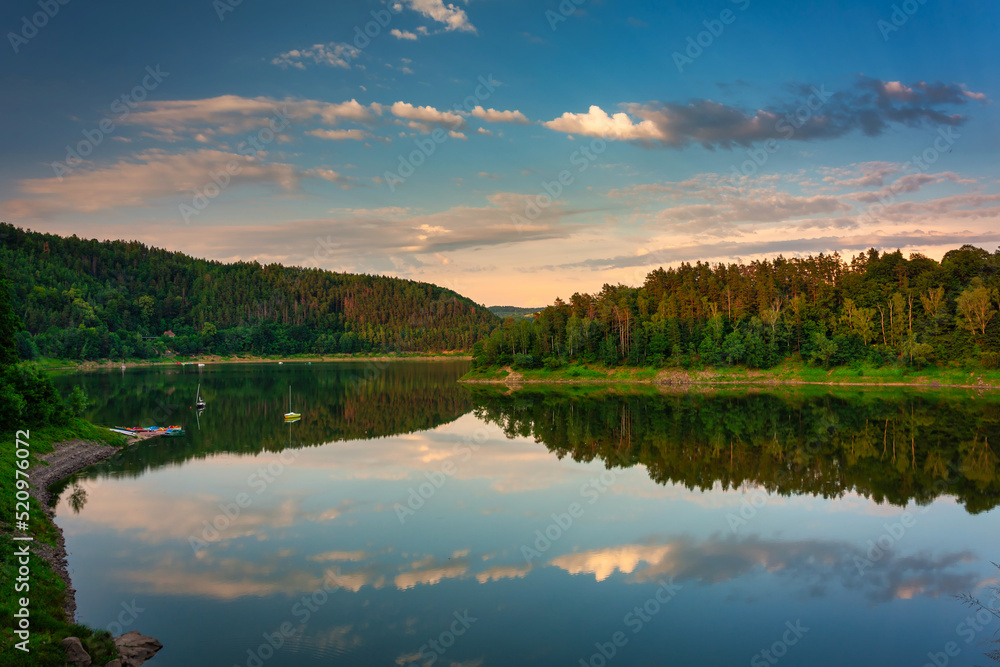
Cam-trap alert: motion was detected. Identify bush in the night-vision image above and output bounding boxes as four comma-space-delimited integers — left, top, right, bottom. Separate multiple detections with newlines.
543, 357, 565, 370
0, 363, 71, 432
513, 353, 540, 370
66, 386, 89, 418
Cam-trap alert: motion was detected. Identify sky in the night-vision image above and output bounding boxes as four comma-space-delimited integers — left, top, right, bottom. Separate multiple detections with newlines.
2, 0, 998, 306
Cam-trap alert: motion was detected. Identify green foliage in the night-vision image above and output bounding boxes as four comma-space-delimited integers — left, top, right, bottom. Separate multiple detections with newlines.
808, 332, 839, 368
0, 267, 21, 367
472, 246, 1000, 372
0, 224, 498, 361
471, 386, 1000, 513
66, 386, 89, 418
1, 364, 70, 432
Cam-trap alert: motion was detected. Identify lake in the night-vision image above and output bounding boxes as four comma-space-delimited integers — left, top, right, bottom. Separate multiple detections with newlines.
51, 361, 1000, 666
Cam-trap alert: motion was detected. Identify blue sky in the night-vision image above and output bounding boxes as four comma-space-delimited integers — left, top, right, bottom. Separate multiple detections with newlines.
2, 0, 998, 304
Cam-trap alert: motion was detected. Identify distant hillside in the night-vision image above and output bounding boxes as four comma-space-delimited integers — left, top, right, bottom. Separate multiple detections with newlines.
488, 305, 543, 319
0, 224, 498, 360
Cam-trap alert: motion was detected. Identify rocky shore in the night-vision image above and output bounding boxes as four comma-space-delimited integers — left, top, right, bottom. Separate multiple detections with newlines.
28, 437, 163, 666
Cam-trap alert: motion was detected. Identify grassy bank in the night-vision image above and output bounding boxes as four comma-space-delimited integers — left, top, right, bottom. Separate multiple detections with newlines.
1, 420, 127, 667
461, 360, 1000, 388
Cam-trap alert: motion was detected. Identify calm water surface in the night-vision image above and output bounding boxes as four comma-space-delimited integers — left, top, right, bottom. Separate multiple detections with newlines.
51, 362, 1000, 666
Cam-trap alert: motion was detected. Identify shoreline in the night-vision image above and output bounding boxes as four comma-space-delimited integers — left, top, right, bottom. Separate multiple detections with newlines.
460, 377, 998, 390
460, 366, 999, 391
28, 436, 138, 621
45, 354, 473, 372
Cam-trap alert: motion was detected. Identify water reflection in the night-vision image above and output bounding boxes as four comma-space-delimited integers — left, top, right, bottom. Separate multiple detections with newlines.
471, 385, 1000, 512
49, 366, 1000, 666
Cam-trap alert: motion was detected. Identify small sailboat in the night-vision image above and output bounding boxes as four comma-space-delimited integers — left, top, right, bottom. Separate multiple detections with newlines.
284, 385, 300, 422
194, 383, 207, 410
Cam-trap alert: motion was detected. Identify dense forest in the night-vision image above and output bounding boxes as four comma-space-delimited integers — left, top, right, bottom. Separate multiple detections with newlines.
473, 246, 1000, 371
0, 224, 497, 360
471, 386, 1000, 513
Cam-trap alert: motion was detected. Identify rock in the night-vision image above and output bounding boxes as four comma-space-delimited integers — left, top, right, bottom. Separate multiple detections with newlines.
104, 661, 122, 667
113, 631, 163, 667
62, 636, 92, 666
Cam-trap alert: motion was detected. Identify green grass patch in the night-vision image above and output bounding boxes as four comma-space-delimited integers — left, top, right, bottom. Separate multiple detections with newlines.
463, 359, 1000, 387
1, 420, 124, 666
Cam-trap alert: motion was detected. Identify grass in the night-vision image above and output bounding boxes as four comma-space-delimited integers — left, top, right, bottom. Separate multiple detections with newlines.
461, 359, 1000, 387
1, 420, 126, 667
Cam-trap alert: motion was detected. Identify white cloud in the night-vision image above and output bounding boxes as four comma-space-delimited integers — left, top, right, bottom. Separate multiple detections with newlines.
390, 101, 465, 130
401, 0, 476, 33
471, 106, 530, 124
543, 105, 665, 142
391, 29, 418, 40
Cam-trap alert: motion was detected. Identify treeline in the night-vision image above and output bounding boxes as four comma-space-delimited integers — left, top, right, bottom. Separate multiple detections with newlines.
473, 246, 1000, 370
471, 386, 1000, 513
0, 224, 497, 361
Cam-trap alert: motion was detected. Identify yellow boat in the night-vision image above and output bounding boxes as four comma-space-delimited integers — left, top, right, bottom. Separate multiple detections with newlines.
284, 386, 300, 421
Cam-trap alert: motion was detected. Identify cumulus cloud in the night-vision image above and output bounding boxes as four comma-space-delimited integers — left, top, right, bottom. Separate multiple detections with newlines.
390, 101, 465, 130
543, 77, 987, 149
471, 106, 530, 124
401, 0, 476, 33
271, 42, 359, 69
548, 536, 981, 604
391, 29, 418, 40
544, 105, 665, 142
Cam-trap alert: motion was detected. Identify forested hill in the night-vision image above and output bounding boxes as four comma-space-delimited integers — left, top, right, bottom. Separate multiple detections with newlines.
487, 305, 544, 319
473, 245, 1000, 371
0, 224, 497, 360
